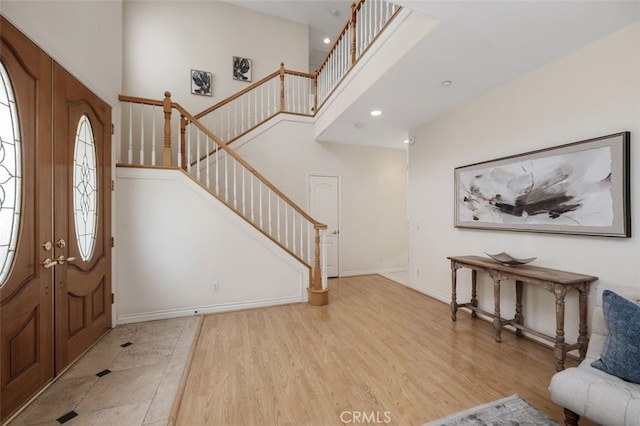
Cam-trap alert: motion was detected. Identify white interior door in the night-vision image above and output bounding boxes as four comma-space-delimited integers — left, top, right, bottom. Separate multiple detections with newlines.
309, 175, 339, 278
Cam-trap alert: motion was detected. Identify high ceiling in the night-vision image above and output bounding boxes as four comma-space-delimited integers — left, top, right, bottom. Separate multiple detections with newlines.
225, 1, 640, 148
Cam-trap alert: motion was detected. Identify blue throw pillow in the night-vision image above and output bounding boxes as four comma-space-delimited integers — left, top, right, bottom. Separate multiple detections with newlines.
591, 290, 640, 384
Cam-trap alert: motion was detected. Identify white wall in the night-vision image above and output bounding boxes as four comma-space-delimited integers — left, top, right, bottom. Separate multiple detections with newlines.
122, 0, 308, 113
115, 167, 309, 323
1, 0, 122, 108
408, 22, 640, 345
234, 117, 409, 276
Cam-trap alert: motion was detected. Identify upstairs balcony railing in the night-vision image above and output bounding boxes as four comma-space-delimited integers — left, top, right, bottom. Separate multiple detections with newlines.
191, 0, 401, 145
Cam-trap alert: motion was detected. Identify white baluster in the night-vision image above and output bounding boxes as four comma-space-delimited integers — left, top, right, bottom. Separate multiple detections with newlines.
285, 204, 289, 248
215, 142, 219, 195
299, 214, 304, 260
186, 123, 191, 173
127, 103, 133, 164
206, 136, 210, 189
261, 85, 265, 122
250, 175, 254, 222
139, 106, 144, 164
228, 104, 231, 141
233, 159, 237, 209
268, 189, 272, 236
196, 131, 201, 181
277, 198, 281, 242
292, 211, 296, 255
242, 167, 246, 216
259, 183, 263, 228
224, 151, 229, 203
151, 107, 157, 166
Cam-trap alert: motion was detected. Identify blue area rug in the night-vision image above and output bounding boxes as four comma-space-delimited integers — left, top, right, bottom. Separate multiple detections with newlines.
423, 394, 559, 426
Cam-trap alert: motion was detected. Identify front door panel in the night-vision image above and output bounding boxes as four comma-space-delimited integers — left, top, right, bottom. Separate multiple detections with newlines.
0, 18, 54, 420
53, 63, 112, 372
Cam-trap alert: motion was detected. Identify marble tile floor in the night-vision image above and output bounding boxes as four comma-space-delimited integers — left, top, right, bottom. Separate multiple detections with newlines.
8, 316, 201, 426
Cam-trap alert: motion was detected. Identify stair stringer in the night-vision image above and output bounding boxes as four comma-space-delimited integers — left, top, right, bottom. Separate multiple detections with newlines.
115, 166, 309, 324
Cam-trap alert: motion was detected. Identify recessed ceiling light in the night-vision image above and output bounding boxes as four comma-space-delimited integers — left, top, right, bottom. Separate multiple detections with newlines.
323, 37, 331, 44
370, 110, 382, 117
441, 80, 453, 87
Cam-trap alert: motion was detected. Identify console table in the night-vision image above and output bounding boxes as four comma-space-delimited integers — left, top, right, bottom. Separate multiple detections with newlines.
447, 255, 598, 371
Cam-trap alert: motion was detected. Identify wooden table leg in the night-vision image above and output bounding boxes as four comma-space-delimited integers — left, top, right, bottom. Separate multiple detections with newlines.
450, 263, 458, 321
554, 285, 568, 371
493, 278, 502, 342
515, 280, 524, 337
471, 270, 478, 318
578, 284, 589, 361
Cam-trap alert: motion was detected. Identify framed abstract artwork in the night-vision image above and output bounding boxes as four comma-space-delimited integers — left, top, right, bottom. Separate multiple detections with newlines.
191, 69, 212, 96
454, 132, 630, 237
232, 56, 252, 82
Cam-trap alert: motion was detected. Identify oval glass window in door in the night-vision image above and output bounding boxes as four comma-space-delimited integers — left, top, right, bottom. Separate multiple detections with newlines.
0, 61, 22, 286
73, 114, 98, 261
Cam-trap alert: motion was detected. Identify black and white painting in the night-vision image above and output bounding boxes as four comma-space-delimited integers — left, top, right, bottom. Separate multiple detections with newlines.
233, 56, 252, 82
191, 69, 212, 96
454, 132, 630, 237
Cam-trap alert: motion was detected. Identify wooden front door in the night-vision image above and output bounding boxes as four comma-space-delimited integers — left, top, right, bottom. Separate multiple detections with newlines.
0, 18, 112, 421
53, 63, 112, 372
0, 17, 55, 422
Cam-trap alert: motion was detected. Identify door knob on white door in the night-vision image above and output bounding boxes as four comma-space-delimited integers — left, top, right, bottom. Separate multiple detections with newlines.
331, 230, 339, 235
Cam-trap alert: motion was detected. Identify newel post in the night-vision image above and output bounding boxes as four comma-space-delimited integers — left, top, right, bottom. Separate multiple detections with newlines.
162, 91, 172, 167
313, 69, 318, 113
350, 2, 357, 66
308, 224, 329, 306
279, 62, 286, 112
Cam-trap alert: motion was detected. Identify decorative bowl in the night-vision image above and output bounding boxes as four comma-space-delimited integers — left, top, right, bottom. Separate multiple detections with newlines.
485, 252, 536, 266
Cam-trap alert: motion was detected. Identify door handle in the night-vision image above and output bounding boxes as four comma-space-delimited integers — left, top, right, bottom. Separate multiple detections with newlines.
43, 258, 58, 269
56, 255, 76, 265
331, 230, 339, 235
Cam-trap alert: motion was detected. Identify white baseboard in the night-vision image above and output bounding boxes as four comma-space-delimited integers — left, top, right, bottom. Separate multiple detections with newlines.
401, 280, 450, 303
116, 295, 302, 325
340, 266, 408, 277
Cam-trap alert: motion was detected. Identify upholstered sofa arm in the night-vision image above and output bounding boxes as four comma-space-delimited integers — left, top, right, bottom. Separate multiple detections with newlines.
549, 283, 640, 425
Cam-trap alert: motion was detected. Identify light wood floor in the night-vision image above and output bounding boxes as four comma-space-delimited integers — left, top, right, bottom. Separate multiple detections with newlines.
172, 275, 577, 425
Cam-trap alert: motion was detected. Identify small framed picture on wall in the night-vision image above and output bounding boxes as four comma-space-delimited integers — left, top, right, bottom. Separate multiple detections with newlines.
233, 56, 252, 82
191, 69, 212, 96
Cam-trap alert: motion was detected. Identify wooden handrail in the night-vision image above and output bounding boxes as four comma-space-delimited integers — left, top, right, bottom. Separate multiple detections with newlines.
283, 69, 315, 79
118, 94, 164, 106
171, 101, 325, 228
194, 70, 280, 119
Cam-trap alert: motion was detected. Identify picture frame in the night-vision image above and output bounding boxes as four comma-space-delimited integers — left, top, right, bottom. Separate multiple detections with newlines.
191, 69, 212, 96
232, 56, 252, 82
454, 132, 630, 237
